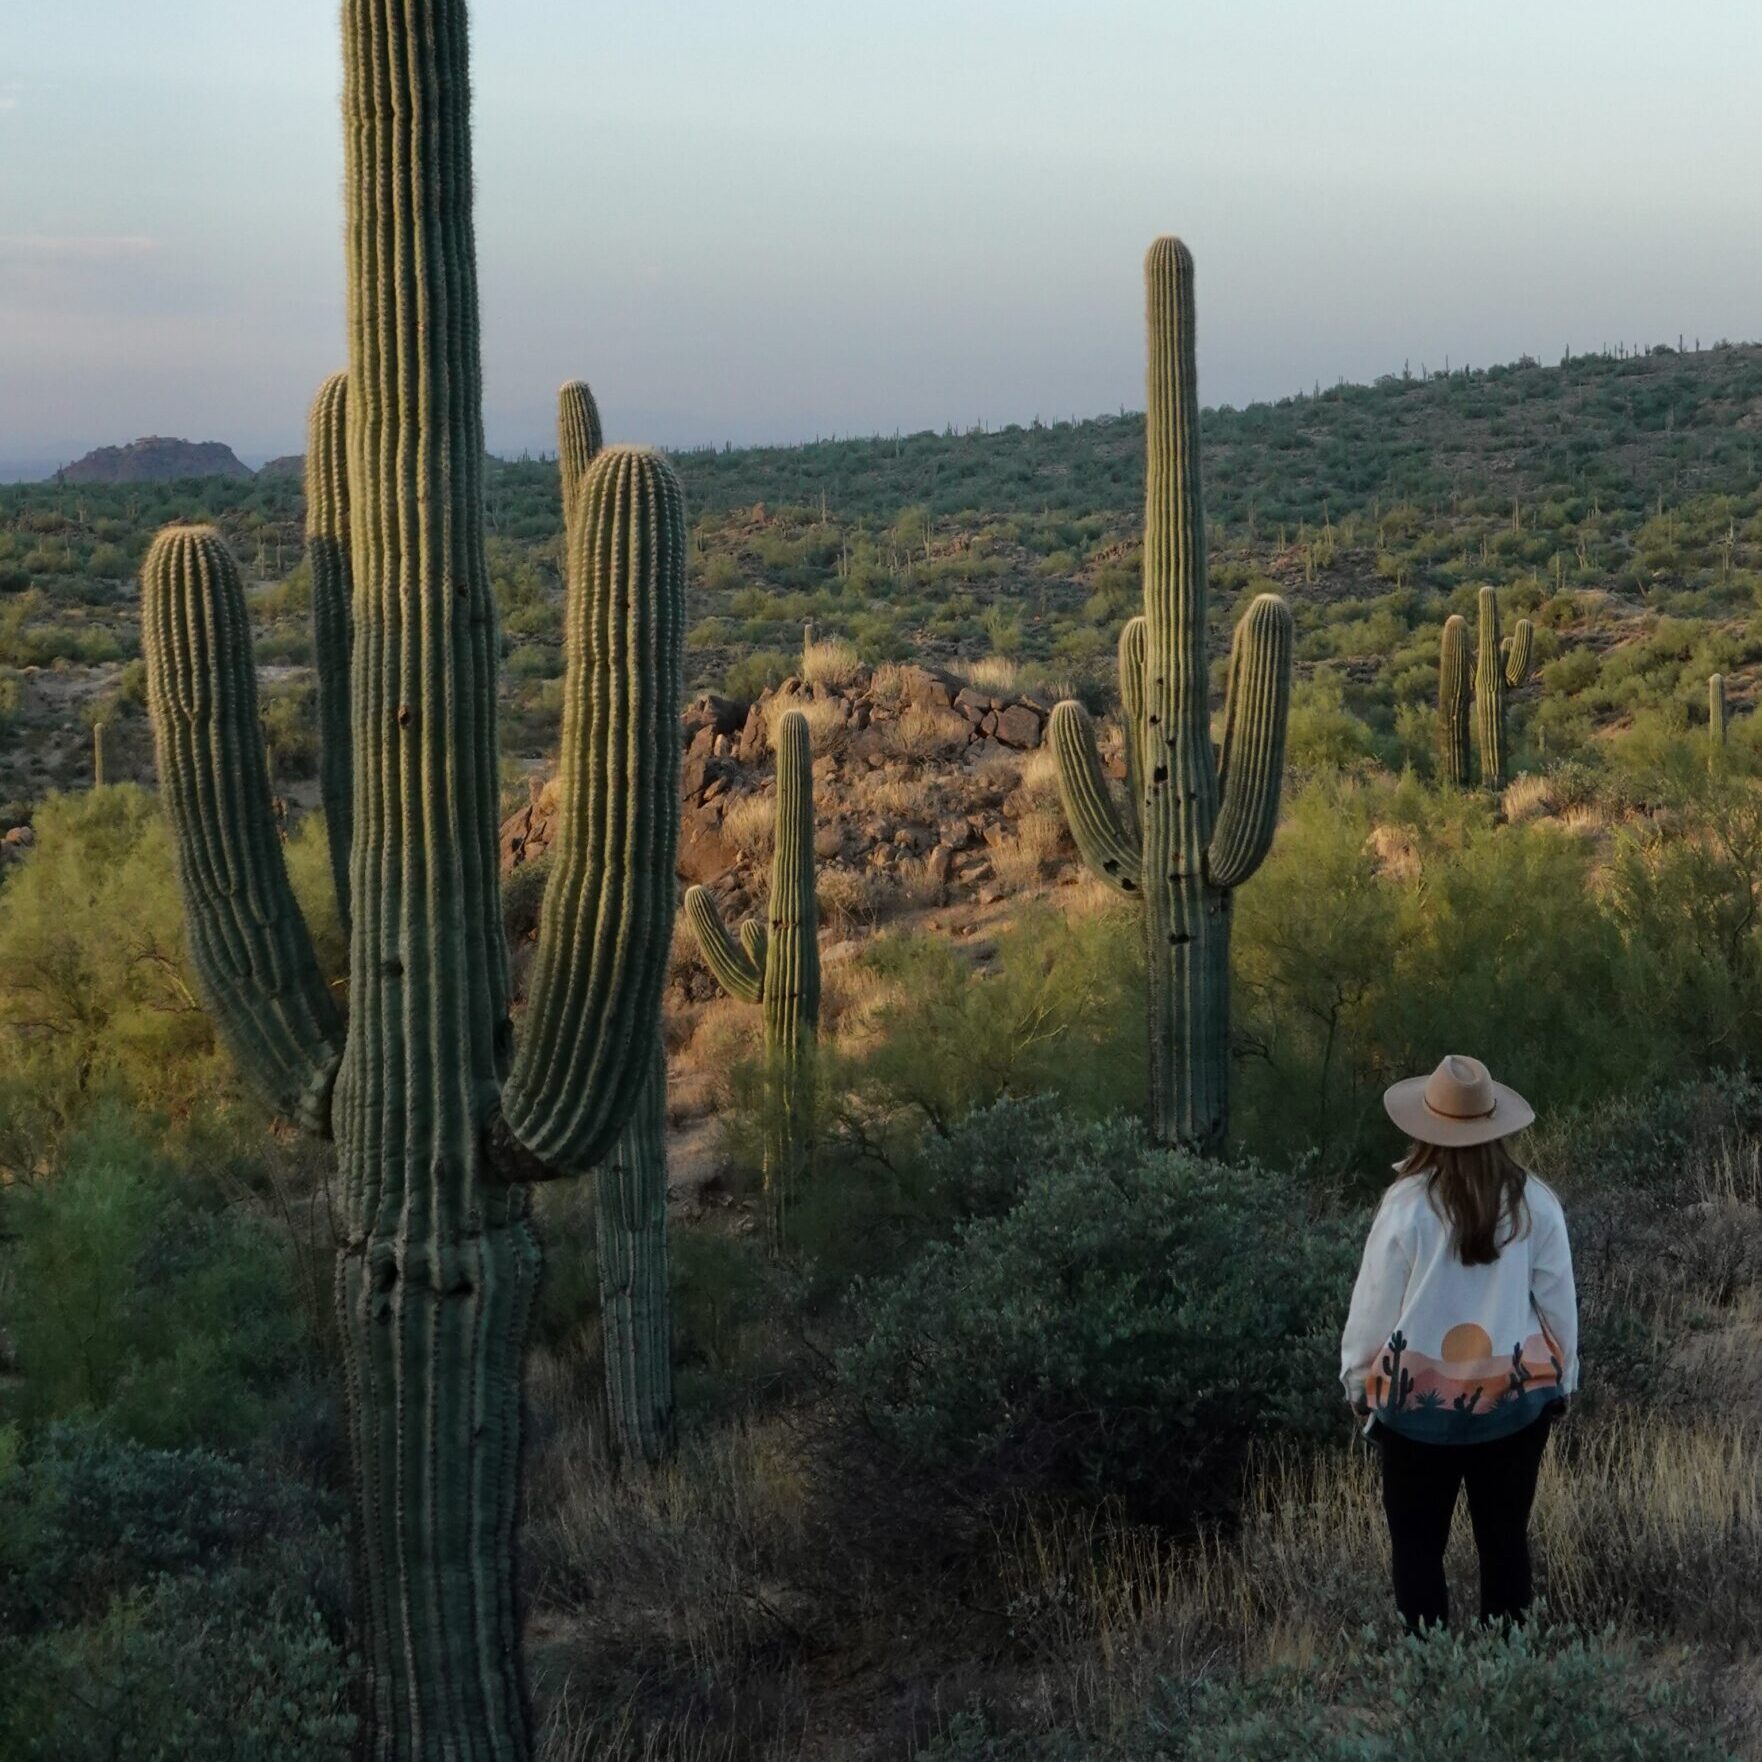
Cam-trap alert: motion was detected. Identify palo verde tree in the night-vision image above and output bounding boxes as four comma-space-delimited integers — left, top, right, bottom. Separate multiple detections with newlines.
1050, 239, 1293, 1155
140, 2, 685, 1754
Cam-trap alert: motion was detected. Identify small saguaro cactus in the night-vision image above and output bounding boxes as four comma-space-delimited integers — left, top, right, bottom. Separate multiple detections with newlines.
304, 372, 353, 927
1473, 585, 1535, 790
1050, 239, 1294, 1155
91, 720, 106, 789
1711, 672, 1728, 765
1439, 614, 1472, 788
141, 2, 687, 1753
684, 707, 822, 1211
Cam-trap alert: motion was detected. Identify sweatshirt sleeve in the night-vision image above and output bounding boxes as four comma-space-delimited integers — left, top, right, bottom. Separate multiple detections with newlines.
1530, 1192, 1580, 1396
1340, 1188, 1414, 1408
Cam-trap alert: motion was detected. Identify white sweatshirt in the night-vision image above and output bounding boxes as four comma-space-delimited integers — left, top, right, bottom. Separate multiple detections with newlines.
1340, 1171, 1579, 1444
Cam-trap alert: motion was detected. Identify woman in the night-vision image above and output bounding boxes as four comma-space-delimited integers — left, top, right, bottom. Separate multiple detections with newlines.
1340, 1054, 1578, 1632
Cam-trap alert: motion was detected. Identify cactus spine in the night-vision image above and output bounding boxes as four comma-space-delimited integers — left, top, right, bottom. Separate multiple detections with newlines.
1473, 586, 1534, 790
685, 708, 821, 1211
1050, 239, 1293, 1154
1439, 614, 1472, 788
141, 4, 685, 1753
305, 372, 354, 928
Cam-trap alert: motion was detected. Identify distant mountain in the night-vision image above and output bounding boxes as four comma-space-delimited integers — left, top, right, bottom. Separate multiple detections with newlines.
256, 454, 306, 480
55, 437, 254, 485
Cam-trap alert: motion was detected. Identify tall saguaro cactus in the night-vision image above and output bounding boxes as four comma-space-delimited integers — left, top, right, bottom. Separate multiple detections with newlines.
1474, 585, 1534, 790
1050, 239, 1293, 1154
1711, 672, 1728, 767
141, 4, 686, 1754
549, 379, 676, 1467
1439, 614, 1473, 788
685, 708, 822, 1212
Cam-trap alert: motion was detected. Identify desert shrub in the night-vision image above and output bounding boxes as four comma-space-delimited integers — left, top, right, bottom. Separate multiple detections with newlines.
844, 906, 1143, 1139
1163, 1623, 1733, 1762
724, 650, 791, 701
919, 1625, 1734, 1762
0, 1432, 352, 1762
0, 1567, 354, 1762
0, 1115, 314, 1448
836, 1107, 1358, 1526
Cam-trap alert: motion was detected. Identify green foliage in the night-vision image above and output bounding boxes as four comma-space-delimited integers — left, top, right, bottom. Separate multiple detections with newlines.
1162, 1623, 1735, 1761
844, 905, 1145, 1139
837, 1103, 1356, 1525
919, 1624, 1735, 1761
0, 1115, 313, 1448
0, 1425, 352, 1760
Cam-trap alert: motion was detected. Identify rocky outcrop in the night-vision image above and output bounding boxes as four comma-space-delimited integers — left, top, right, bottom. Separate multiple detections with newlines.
56, 438, 254, 485
499, 661, 1065, 936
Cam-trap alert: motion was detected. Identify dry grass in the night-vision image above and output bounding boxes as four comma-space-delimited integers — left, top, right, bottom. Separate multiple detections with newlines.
800, 636, 862, 690
766, 694, 850, 759
884, 704, 966, 763
1013, 746, 1062, 812
954, 655, 1020, 695
720, 791, 776, 857
818, 865, 885, 935
993, 1410, 1762, 1734
1502, 772, 1556, 823
867, 663, 911, 713
850, 770, 939, 824
991, 811, 1067, 887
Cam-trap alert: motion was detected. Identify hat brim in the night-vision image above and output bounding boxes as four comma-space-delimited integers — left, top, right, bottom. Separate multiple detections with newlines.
1383, 1076, 1536, 1147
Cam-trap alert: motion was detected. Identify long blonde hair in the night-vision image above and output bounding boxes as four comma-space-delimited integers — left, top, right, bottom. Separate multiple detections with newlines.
1400, 1137, 1530, 1266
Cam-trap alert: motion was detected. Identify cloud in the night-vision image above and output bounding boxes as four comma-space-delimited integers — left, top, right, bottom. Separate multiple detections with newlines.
0, 235, 160, 262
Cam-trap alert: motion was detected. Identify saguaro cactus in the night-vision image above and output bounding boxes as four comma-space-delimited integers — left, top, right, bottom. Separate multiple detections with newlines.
1050, 239, 1293, 1155
684, 707, 821, 1211
1439, 614, 1472, 788
550, 380, 675, 1468
596, 1039, 674, 1466
305, 372, 353, 926
1473, 586, 1534, 790
1711, 672, 1728, 766
306, 370, 354, 923
141, 4, 686, 1754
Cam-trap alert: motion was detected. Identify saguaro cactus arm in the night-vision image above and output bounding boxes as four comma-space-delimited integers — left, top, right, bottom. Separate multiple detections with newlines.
1118, 615, 1148, 841
557, 379, 603, 556
685, 885, 766, 1004
1439, 614, 1472, 788
305, 372, 355, 929
1049, 700, 1142, 895
1503, 618, 1536, 689
142, 526, 345, 1135
1208, 592, 1294, 890
500, 447, 686, 1175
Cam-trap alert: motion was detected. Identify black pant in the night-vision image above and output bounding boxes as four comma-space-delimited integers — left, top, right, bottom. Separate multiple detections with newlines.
1374, 1413, 1553, 1631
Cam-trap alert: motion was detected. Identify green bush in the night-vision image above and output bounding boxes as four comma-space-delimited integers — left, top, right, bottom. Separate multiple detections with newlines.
0, 1116, 314, 1448
1162, 1623, 1735, 1761
836, 1104, 1357, 1526
0, 1425, 351, 1758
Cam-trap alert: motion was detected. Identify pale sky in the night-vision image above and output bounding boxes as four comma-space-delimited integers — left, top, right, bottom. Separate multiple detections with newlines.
4, 2, 1760, 477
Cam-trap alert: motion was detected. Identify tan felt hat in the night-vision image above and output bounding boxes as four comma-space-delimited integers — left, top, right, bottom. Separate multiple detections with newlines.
1383, 1054, 1535, 1147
